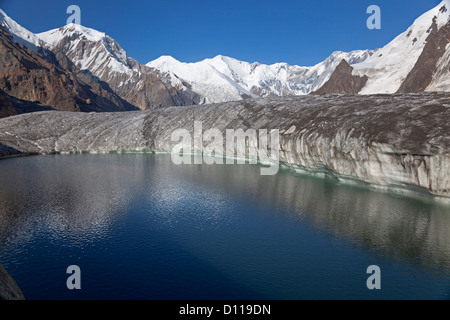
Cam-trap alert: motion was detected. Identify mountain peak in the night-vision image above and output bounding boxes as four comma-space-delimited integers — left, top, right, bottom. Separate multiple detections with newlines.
64, 23, 107, 39
211, 54, 231, 62
34, 21, 202, 110
148, 55, 181, 66
38, 24, 107, 47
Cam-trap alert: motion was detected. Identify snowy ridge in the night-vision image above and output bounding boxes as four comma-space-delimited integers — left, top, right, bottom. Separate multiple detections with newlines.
37, 24, 138, 79
147, 50, 373, 104
36, 23, 202, 109
38, 24, 106, 45
0, 8, 43, 51
147, 55, 258, 103
353, 0, 450, 94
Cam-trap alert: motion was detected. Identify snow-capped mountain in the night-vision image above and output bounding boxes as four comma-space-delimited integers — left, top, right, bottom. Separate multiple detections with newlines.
37, 24, 201, 109
149, 1, 450, 100
0, 10, 139, 114
349, 0, 450, 94
1, 0, 449, 113
0, 9, 192, 111
38, 24, 135, 79
147, 50, 373, 104
0, 9, 43, 52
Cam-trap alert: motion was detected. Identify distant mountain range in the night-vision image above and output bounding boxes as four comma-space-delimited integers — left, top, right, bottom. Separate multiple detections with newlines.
148, 1, 450, 99
146, 50, 373, 103
0, 1, 449, 117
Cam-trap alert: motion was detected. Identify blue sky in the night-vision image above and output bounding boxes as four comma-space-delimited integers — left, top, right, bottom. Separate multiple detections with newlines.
0, 0, 442, 66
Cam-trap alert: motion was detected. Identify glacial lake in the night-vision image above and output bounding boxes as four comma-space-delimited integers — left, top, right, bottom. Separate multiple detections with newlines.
0, 154, 449, 300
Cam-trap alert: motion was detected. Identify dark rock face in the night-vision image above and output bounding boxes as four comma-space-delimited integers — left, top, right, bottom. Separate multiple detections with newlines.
0, 264, 24, 300
310, 60, 368, 95
397, 21, 450, 93
0, 88, 54, 118
113, 66, 203, 110
0, 26, 138, 113
0, 142, 21, 156
0, 93, 449, 199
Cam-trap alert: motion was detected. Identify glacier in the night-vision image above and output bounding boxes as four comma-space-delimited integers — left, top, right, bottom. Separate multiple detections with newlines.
0, 93, 449, 201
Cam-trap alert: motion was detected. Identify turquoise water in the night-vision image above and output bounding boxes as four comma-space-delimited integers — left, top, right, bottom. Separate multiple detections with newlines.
0, 154, 448, 300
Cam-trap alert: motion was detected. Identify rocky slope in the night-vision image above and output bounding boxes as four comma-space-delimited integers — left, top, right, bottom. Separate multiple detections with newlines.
313, 1, 450, 95
397, 10, 450, 93
37, 24, 202, 110
0, 88, 54, 118
0, 9, 200, 111
349, 1, 450, 95
0, 93, 449, 200
0, 264, 24, 300
0, 24, 138, 113
311, 60, 368, 95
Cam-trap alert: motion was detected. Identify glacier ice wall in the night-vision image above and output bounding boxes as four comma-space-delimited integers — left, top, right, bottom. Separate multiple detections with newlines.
0, 93, 449, 199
